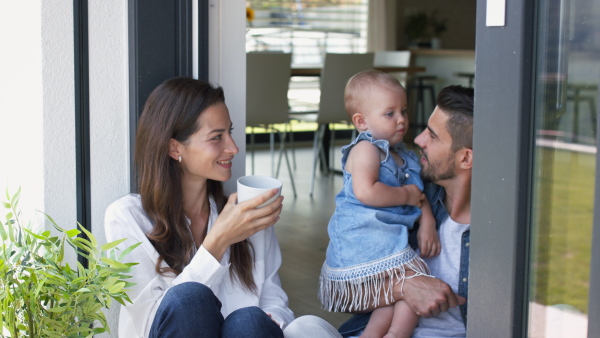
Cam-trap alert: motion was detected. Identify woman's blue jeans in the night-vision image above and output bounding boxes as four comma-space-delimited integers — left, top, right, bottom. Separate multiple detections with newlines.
149, 282, 284, 338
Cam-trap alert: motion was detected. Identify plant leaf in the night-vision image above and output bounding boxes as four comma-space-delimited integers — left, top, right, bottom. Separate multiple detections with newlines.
65, 229, 80, 238
23, 228, 47, 240
10, 186, 21, 206
0, 221, 7, 241
46, 306, 68, 313
100, 238, 126, 251
117, 241, 142, 260
100, 257, 128, 269
77, 223, 97, 248
43, 212, 64, 232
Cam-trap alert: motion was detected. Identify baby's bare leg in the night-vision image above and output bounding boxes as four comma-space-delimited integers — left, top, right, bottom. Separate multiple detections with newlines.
383, 300, 419, 338
359, 306, 394, 338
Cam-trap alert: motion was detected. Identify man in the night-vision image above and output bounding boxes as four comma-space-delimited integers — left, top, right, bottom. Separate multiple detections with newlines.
338, 85, 474, 337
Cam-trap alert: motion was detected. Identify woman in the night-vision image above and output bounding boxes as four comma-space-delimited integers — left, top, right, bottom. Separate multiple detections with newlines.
105, 77, 341, 338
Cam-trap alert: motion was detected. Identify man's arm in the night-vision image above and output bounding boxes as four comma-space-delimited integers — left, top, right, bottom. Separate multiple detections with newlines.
346, 274, 466, 318
401, 275, 466, 318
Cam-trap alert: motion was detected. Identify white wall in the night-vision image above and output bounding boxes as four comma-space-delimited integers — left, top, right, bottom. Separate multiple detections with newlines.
209, 0, 247, 194
40, 0, 78, 257
88, 1, 130, 335
0, 1, 45, 225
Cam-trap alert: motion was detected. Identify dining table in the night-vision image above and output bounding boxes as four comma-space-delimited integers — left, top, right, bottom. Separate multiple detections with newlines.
291, 65, 426, 77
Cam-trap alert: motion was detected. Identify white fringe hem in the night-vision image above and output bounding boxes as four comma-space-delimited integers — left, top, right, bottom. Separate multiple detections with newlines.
319, 251, 431, 313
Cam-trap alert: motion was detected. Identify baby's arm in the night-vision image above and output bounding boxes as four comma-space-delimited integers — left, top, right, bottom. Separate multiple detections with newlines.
417, 198, 441, 258
347, 141, 423, 208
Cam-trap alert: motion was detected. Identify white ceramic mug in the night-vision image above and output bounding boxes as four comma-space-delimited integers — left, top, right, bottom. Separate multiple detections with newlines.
237, 175, 282, 208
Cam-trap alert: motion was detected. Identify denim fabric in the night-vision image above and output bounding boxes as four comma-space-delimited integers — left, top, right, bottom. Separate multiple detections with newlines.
338, 312, 372, 337
415, 182, 469, 325
222, 307, 284, 338
324, 132, 423, 271
149, 282, 283, 338
320, 132, 427, 312
338, 183, 470, 337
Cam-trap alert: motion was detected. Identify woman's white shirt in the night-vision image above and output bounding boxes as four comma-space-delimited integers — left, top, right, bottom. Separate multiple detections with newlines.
104, 194, 295, 338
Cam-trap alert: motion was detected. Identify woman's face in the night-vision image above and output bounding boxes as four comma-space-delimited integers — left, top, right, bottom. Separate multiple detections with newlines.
177, 102, 239, 183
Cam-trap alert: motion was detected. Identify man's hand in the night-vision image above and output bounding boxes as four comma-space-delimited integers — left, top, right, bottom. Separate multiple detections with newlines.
399, 275, 466, 318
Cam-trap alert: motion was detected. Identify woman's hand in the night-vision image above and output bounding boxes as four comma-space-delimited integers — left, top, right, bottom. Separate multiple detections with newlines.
203, 189, 283, 261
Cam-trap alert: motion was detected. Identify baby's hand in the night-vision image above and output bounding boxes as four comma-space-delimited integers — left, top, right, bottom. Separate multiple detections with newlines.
404, 184, 424, 208
417, 224, 441, 258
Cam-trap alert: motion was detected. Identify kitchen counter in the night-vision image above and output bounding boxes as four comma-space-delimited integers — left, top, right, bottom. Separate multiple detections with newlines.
409, 49, 475, 58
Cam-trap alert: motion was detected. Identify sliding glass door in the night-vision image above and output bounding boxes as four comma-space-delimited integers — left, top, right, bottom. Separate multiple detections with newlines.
527, 0, 598, 336
470, 0, 599, 336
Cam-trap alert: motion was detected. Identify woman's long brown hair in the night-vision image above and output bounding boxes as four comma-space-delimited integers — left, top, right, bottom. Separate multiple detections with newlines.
135, 77, 256, 291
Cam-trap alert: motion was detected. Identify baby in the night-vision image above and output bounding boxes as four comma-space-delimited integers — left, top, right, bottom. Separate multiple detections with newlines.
319, 70, 440, 338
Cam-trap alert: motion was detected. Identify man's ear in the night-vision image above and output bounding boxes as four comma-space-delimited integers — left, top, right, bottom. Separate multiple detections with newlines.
168, 138, 182, 161
352, 113, 367, 132
459, 148, 473, 170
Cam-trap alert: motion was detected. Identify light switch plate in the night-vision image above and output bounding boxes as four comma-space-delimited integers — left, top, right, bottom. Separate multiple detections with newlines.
486, 0, 506, 26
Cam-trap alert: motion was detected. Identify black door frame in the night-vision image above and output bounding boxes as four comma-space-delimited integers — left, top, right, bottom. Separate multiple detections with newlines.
128, 0, 209, 192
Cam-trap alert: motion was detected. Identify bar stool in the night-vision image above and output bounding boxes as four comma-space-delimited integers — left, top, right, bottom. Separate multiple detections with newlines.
456, 72, 475, 88
567, 83, 598, 141
407, 75, 437, 133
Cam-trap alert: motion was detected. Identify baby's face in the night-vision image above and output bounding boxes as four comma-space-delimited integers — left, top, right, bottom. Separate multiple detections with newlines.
361, 85, 409, 145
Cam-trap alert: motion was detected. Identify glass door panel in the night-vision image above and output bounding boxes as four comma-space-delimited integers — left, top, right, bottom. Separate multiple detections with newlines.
528, 0, 599, 336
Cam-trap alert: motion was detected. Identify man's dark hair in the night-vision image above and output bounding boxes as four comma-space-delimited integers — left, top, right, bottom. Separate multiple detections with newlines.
436, 85, 474, 151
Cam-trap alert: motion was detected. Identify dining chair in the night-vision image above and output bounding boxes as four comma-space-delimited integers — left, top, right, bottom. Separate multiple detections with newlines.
373, 50, 412, 87
246, 52, 297, 197
374, 50, 436, 133
289, 52, 374, 196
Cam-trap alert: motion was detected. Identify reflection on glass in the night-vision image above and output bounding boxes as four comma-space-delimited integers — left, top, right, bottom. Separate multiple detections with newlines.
528, 0, 599, 336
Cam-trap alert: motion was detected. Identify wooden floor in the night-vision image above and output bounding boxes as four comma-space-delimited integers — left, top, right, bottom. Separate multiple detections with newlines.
245, 143, 353, 329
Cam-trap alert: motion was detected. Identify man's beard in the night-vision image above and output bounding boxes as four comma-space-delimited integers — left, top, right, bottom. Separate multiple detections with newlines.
421, 150, 456, 182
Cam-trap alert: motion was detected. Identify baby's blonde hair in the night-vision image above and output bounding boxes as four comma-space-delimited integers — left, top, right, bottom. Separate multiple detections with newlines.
344, 69, 406, 123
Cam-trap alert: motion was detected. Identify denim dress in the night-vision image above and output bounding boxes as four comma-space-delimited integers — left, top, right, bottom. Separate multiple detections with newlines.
319, 132, 430, 312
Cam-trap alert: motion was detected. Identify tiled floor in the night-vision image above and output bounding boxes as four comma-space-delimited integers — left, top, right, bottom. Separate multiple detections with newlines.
246, 142, 353, 329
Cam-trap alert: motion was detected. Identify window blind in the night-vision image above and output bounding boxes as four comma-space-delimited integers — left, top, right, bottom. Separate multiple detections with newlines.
246, 0, 368, 66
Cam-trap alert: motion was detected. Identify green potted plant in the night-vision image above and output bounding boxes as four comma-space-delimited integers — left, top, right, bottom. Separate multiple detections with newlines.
429, 11, 448, 49
0, 189, 140, 337
405, 11, 430, 48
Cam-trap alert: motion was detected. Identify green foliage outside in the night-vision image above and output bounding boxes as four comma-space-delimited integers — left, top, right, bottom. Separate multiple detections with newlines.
531, 148, 594, 313
0, 189, 141, 337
